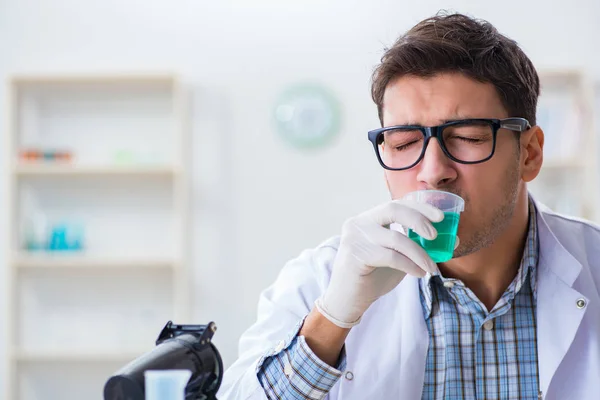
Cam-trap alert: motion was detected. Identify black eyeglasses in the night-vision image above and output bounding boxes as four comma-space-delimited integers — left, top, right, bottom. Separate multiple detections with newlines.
367, 118, 531, 171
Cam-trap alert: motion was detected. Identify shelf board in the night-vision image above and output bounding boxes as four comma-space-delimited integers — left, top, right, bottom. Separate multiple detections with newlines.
13, 349, 148, 363
14, 254, 179, 270
11, 73, 177, 86
541, 160, 586, 169
538, 69, 584, 85
13, 163, 180, 177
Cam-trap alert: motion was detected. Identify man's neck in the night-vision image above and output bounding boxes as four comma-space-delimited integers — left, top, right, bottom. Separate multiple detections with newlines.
438, 192, 531, 311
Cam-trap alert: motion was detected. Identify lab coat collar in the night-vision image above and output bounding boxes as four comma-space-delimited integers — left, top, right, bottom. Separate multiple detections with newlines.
534, 200, 583, 286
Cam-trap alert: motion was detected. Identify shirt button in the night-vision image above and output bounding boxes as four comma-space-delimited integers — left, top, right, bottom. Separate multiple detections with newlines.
576, 298, 587, 309
284, 362, 293, 377
274, 340, 285, 353
483, 320, 494, 331
345, 371, 354, 380
443, 281, 455, 289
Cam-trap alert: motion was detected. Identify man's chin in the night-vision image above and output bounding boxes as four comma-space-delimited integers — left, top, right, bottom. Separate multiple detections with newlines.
451, 247, 468, 259
453, 232, 499, 259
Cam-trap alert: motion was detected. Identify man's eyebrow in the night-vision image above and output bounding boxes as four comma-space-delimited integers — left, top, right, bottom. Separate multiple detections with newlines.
440, 115, 479, 124
390, 116, 479, 126
390, 121, 422, 126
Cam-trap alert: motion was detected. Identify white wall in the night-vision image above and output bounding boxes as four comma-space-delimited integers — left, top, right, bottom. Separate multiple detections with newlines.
2, 0, 600, 396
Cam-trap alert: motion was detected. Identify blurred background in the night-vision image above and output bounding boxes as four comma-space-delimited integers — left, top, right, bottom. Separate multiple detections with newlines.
1, 0, 600, 398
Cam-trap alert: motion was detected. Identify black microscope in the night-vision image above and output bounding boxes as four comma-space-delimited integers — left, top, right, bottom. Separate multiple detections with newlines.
103, 321, 223, 400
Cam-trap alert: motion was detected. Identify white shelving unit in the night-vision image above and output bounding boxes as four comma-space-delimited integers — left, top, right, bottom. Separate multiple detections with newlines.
4, 74, 191, 400
528, 70, 599, 221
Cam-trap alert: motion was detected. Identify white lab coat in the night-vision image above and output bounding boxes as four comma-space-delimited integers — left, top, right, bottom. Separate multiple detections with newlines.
218, 202, 600, 399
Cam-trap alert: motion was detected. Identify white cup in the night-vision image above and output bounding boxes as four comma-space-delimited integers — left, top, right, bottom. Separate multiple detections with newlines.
145, 369, 192, 400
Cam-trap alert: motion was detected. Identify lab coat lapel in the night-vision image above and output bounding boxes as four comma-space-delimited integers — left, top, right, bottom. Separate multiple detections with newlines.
536, 211, 587, 396
397, 276, 428, 399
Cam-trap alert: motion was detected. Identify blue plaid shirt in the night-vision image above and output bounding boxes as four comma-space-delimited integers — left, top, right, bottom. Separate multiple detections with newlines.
257, 200, 540, 399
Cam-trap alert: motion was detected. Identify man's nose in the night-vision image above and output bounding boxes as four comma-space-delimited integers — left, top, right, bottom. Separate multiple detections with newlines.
415, 138, 457, 188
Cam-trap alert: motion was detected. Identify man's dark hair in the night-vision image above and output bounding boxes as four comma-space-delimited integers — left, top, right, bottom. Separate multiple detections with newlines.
371, 12, 540, 126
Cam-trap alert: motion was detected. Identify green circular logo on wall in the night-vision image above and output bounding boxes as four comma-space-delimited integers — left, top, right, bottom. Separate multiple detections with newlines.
273, 83, 341, 149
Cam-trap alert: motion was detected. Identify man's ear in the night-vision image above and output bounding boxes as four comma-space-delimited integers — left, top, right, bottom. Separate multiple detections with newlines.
520, 125, 544, 182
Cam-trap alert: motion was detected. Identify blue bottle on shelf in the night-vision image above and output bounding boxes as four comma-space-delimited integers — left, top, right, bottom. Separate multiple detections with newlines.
48, 222, 84, 252
49, 224, 69, 251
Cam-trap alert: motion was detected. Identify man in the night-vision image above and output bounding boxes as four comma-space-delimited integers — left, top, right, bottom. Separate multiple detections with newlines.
219, 12, 600, 400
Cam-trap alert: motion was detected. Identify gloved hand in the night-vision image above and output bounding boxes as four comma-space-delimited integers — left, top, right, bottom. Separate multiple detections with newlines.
315, 200, 444, 328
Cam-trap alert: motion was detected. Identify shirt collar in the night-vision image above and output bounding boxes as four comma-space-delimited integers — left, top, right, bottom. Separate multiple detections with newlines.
420, 196, 539, 319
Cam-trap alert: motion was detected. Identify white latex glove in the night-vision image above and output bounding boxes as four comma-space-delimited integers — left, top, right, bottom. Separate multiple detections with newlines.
315, 200, 444, 328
